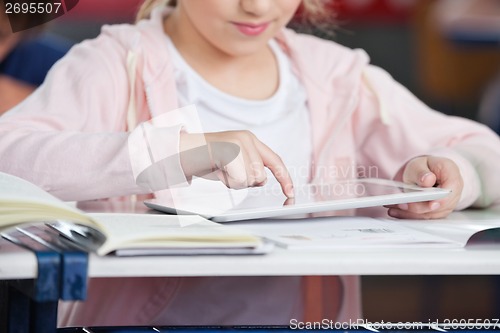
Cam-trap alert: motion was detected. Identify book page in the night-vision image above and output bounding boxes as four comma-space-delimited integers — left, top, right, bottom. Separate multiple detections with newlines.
86, 213, 263, 255
0, 172, 93, 230
0, 172, 70, 207
229, 216, 465, 249
393, 219, 500, 245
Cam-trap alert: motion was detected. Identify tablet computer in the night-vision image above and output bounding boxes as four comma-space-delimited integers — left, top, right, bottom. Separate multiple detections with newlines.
144, 178, 451, 222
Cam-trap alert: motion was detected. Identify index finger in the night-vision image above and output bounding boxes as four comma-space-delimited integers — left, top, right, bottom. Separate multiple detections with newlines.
254, 141, 294, 197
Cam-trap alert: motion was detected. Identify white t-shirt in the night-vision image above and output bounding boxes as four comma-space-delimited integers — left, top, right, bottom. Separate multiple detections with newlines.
165, 36, 312, 195
159, 36, 313, 324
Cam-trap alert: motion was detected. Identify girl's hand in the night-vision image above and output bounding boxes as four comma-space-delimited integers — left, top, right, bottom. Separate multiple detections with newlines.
179, 131, 294, 197
387, 156, 463, 219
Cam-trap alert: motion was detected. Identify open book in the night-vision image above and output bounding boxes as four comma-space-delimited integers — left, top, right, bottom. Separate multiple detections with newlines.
229, 215, 500, 249
0, 172, 267, 256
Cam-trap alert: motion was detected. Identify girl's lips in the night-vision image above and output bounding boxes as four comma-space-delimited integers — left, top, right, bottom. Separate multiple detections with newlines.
232, 22, 269, 36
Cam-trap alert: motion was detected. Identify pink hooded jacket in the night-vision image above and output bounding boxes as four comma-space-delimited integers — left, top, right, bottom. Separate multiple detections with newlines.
1, 7, 500, 327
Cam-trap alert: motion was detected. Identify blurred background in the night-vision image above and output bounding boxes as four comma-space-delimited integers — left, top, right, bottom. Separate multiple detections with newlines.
40, 0, 500, 129
3, 0, 500, 322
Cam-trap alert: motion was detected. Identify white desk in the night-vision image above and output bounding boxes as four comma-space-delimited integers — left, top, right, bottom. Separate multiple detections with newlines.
1, 205, 500, 280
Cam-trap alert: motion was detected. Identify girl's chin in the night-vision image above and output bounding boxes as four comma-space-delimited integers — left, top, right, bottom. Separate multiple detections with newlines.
220, 38, 274, 56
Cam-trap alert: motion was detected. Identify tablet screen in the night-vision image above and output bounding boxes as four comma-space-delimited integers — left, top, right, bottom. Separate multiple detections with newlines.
145, 178, 450, 222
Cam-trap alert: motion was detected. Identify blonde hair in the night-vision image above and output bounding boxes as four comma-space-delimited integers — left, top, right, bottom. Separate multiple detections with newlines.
135, 0, 171, 22
135, 0, 336, 35
293, 0, 336, 36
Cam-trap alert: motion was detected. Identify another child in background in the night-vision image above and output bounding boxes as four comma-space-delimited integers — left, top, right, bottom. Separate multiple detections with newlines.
0, 4, 70, 114
0, 0, 499, 327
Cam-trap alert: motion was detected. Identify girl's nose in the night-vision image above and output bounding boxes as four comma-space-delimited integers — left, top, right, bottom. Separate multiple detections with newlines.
240, 0, 272, 16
